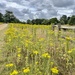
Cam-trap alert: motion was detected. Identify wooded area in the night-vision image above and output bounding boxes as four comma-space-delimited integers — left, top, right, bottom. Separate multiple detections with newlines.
0, 10, 75, 25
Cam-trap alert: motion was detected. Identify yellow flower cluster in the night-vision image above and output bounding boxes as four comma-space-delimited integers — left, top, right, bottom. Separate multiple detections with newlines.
23, 67, 30, 73
65, 36, 71, 41
51, 67, 59, 74
10, 70, 18, 75
6, 63, 14, 67
42, 53, 51, 58
33, 50, 38, 55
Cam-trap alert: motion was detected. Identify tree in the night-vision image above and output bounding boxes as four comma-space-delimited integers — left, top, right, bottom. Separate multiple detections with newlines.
42, 19, 49, 25
49, 18, 59, 25
4, 10, 20, 23
27, 19, 32, 24
60, 15, 67, 24
68, 15, 75, 25
0, 13, 4, 22
31, 19, 36, 24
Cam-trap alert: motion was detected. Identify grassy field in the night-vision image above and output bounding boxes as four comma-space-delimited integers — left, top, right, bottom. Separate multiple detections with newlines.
0, 23, 75, 75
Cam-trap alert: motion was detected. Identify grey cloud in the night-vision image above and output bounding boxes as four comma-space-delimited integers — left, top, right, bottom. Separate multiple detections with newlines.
6, 0, 21, 4
22, 9, 31, 14
30, 0, 52, 9
6, 0, 30, 6
1, 0, 74, 21
47, 9, 57, 16
6, 0, 58, 20
35, 8, 57, 19
52, 0, 74, 7
0, 3, 6, 14
7, 7, 34, 20
21, 9, 34, 19
71, 7, 75, 15
35, 11, 47, 18
0, 3, 6, 8
6, 7, 24, 20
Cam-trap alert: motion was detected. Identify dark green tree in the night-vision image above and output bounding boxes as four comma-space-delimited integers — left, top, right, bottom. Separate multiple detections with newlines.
68, 15, 75, 25
60, 15, 67, 24
49, 18, 59, 25
0, 13, 4, 22
42, 19, 49, 25
4, 10, 20, 23
27, 19, 32, 24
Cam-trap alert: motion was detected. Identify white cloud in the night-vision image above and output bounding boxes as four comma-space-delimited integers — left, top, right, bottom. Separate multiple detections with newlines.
0, 0, 75, 21
58, 9, 73, 15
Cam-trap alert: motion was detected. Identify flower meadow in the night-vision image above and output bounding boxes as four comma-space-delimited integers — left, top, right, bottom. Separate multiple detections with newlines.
0, 23, 75, 75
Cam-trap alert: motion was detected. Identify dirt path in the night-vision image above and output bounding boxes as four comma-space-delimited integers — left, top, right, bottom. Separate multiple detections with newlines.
0, 24, 8, 50
0, 24, 8, 30
0, 24, 8, 74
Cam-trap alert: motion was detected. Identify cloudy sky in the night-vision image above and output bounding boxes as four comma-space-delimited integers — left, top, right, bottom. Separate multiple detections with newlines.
0, 0, 75, 21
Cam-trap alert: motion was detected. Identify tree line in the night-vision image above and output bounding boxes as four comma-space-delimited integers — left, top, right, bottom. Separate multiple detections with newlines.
0, 10, 75, 25
27, 15, 75, 25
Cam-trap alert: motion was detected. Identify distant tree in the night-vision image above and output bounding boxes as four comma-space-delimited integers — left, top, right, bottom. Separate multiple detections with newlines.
27, 19, 32, 24
50, 18, 59, 25
60, 15, 67, 24
35, 19, 40, 25
67, 17, 70, 21
4, 10, 20, 23
0, 13, 4, 22
68, 15, 75, 25
42, 19, 49, 25
31, 19, 36, 24
36, 19, 46, 25
48, 19, 51, 25
30, 19, 50, 25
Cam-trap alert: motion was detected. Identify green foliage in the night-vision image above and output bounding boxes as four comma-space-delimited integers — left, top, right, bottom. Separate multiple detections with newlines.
27, 18, 59, 25
68, 15, 75, 25
27, 19, 32, 24
4, 10, 20, 23
49, 18, 59, 25
60, 15, 68, 24
0, 13, 4, 22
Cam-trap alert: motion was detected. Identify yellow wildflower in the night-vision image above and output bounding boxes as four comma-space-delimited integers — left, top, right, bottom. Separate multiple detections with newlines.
8, 39, 11, 42
39, 38, 44, 42
10, 70, 18, 75
50, 62, 54, 65
17, 54, 21, 57
33, 50, 38, 55
51, 67, 59, 74
6, 63, 14, 67
23, 67, 30, 73
35, 61, 38, 65
17, 48, 21, 52
65, 37, 71, 41
68, 50, 72, 54
42, 53, 51, 58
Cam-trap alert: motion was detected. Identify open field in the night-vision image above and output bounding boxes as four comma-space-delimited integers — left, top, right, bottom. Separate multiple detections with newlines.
0, 23, 75, 75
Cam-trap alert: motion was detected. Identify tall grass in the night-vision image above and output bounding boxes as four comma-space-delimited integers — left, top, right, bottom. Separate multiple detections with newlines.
0, 23, 75, 75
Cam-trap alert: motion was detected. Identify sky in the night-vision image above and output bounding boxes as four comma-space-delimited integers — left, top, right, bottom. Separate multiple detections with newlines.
0, 0, 75, 21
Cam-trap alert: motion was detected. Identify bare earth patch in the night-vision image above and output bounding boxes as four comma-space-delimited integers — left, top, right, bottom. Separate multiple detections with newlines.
0, 23, 8, 50
0, 24, 8, 30
0, 24, 8, 73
